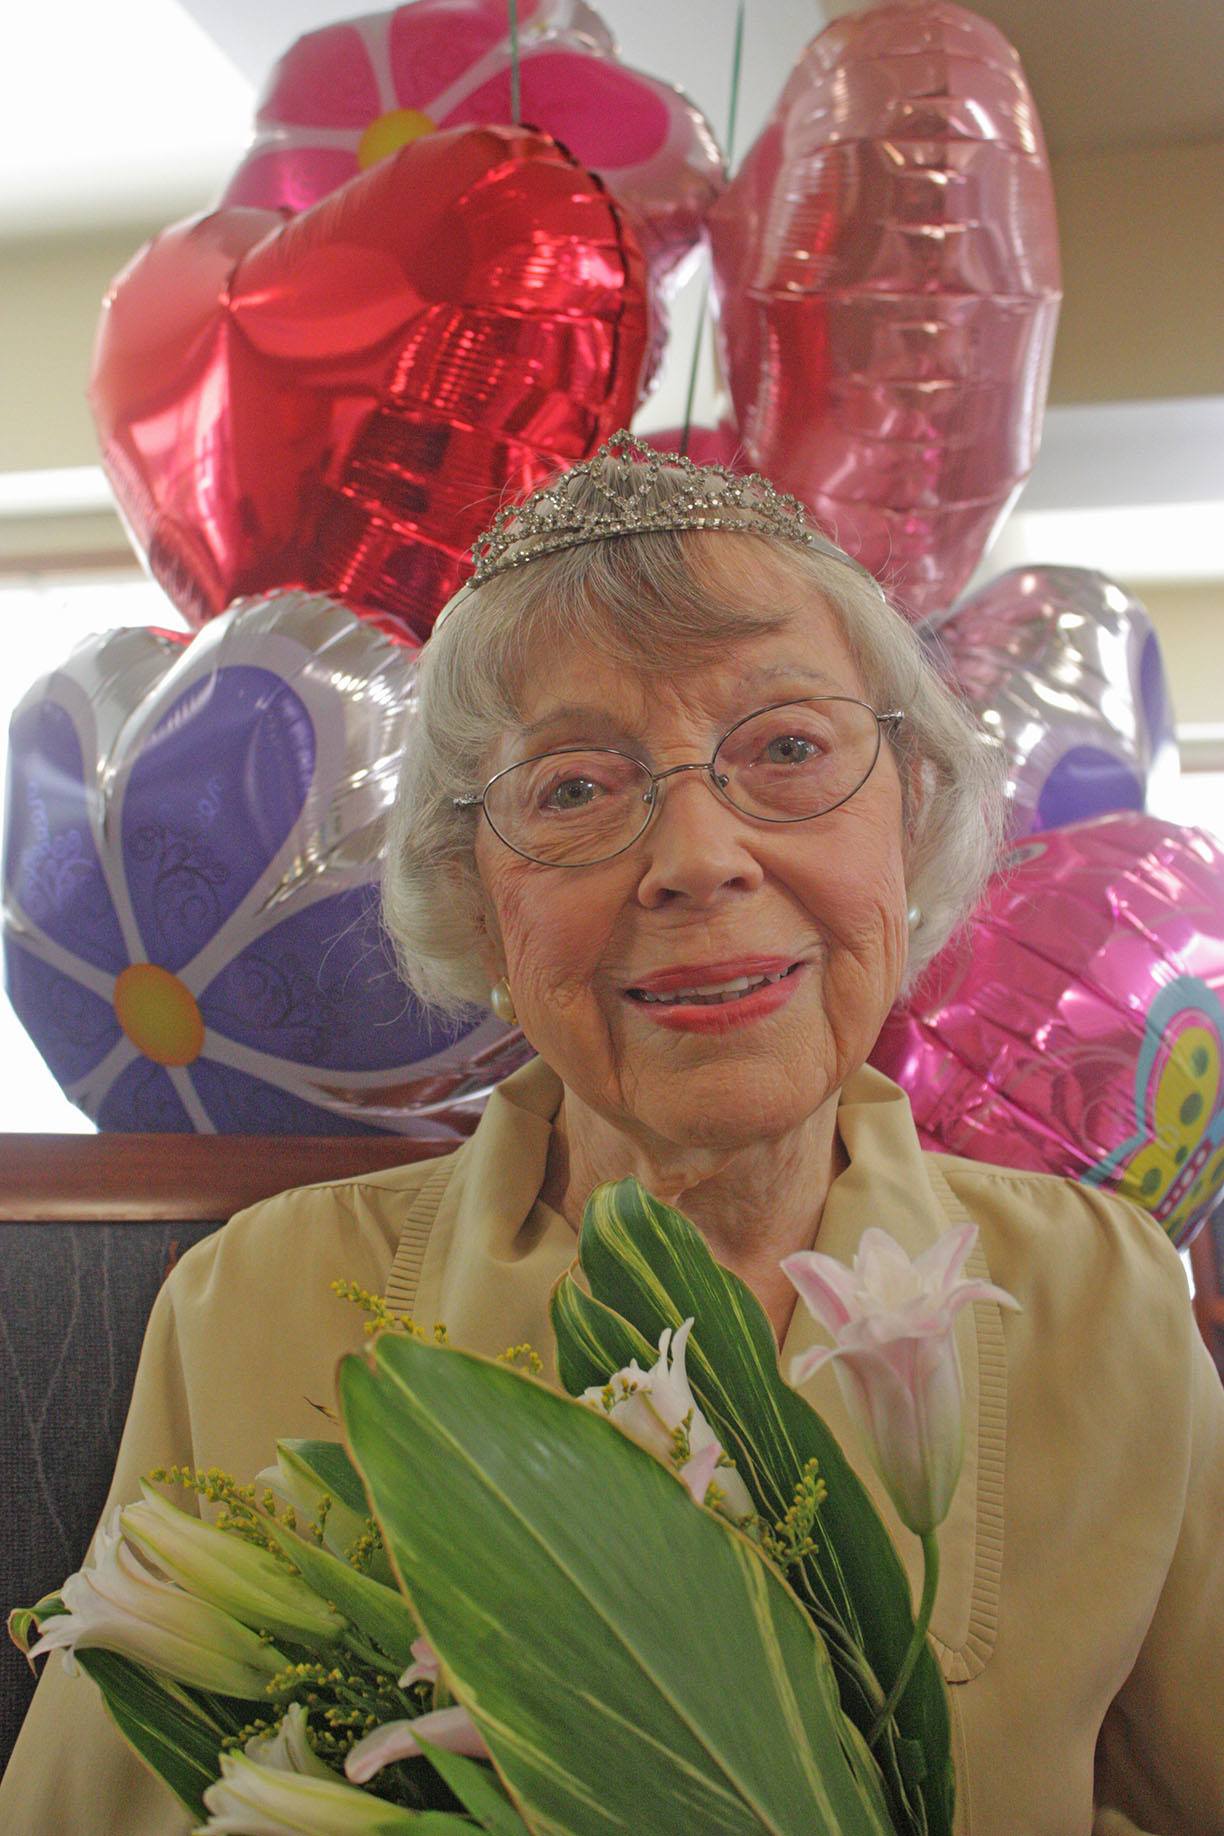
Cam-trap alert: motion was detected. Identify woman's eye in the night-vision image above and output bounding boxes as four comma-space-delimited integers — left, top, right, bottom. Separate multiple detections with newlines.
544, 776, 601, 811
763, 734, 821, 765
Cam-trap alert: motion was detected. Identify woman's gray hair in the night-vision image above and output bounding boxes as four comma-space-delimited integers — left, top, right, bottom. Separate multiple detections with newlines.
383, 450, 1006, 1016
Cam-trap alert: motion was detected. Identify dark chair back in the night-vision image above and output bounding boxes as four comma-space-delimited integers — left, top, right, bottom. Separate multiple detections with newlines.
0, 1132, 444, 1773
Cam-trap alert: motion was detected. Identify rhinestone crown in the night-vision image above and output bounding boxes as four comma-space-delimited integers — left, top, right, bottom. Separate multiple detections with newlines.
467, 430, 819, 586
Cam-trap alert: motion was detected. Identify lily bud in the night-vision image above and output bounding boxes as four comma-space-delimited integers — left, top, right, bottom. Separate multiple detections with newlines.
345, 1705, 490, 1784
783, 1223, 1020, 1535
24, 1509, 287, 1699
255, 1443, 370, 1563
199, 1748, 424, 1832
121, 1484, 346, 1647
581, 1318, 754, 1520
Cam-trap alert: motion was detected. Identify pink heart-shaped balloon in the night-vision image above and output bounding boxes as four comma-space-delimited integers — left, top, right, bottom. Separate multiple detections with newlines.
90, 124, 650, 641
709, 1, 1061, 619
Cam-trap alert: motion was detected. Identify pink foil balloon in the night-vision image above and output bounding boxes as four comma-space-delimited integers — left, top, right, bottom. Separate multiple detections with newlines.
709, 0, 1061, 619
923, 566, 1179, 838
871, 814, 1224, 1247
221, 0, 723, 352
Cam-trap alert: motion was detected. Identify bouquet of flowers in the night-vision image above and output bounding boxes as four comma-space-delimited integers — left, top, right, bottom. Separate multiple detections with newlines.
10, 1179, 1016, 1835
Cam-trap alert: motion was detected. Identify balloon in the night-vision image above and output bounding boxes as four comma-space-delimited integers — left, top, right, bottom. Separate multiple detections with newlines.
221, 0, 722, 383
2, 593, 531, 1136
871, 815, 1224, 1246
708, 1, 1061, 620
923, 567, 1180, 838
90, 124, 650, 642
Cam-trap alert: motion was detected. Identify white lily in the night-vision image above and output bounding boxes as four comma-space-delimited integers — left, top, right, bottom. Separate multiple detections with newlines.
121, 1484, 347, 1647
195, 1747, 423, 1833
243, 1703, 336, 1779
25, 1508, 287, 1699
783, 1223, 1020, 1536
581, 1318, 754, 1519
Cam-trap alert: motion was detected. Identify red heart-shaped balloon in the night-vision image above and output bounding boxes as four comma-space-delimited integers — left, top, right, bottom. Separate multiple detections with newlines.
90, 125, 650, 641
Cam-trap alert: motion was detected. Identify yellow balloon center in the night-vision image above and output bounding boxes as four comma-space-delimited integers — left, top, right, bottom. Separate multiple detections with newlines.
357, 107, 437, 168
113, 963, 205, 1067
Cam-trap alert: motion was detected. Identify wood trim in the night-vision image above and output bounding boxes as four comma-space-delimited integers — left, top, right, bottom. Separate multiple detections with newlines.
0, 1133, 450, 1223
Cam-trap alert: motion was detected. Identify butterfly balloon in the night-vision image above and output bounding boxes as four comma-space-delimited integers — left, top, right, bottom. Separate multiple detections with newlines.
873, 815, 1224, 1246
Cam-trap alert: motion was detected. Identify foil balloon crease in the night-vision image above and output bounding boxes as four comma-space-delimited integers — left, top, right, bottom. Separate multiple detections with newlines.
89, 124, 650, 641
2, 592, 529, 1136
709, 0, 1061, 619
872, 814, 1224, 1246
221, 0, 723, 372
924, 566, 1180, 838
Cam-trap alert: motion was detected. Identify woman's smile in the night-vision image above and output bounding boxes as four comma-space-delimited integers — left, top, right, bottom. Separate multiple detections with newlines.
622, 956, 807, 1032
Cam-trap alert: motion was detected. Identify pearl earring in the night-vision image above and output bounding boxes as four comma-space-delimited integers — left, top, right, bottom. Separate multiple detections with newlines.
907, 904, 922, 930
490, 977, 518, 1025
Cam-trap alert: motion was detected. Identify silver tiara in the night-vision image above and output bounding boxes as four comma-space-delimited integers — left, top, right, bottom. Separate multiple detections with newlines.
467, 429, 819, 586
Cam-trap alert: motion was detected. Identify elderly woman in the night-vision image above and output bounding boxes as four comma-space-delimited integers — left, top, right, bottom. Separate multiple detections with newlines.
3, 435, 1222, 1834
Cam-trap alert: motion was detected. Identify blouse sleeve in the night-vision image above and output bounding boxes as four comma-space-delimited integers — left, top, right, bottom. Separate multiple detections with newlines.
1093, 1291, 1224, 1834
0, 1275, 198, 1836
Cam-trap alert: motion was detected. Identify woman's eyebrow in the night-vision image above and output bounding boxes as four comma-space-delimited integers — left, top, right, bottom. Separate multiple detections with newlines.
515, 705, 639, 745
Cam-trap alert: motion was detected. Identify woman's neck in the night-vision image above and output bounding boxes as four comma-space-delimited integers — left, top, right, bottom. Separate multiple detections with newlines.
540, 1089, 847, 1344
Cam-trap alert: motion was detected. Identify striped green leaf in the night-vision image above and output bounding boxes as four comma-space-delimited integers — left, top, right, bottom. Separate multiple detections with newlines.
340, 1331, 896, 1836
75, 1650, 242, 1819
550, 1178, 954, 1836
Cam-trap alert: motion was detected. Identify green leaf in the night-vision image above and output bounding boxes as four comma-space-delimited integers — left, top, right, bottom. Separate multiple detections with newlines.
415, 1739, 533, 1833
8, 1591, 65, 1657
551, 1178, 954, 1836
258, 1513, 419, 1671
75, 1650, 233, 1819
340, 1332, 895, 1836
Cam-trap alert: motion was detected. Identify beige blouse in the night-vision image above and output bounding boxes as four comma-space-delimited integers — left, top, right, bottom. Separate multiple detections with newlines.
2, 1059, 1221, 1834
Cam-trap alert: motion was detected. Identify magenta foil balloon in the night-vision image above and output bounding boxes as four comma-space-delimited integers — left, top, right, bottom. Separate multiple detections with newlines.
709, 1, 1061, 619
923, 566, 1180, 838
871, 815, 1224, 1247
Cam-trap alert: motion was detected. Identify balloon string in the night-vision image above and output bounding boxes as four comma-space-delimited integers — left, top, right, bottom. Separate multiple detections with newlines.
508, 0, 521, 125
680, 1, 745, 458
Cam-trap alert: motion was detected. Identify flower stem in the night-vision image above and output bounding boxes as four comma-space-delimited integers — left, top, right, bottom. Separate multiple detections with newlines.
868, 1531, 939, 1748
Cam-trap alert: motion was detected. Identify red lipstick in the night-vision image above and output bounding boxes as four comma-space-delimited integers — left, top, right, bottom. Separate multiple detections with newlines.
624, 957, 806, 1034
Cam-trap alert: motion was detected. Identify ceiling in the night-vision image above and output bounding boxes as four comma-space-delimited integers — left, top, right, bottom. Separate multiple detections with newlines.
5, 0, 1222, 237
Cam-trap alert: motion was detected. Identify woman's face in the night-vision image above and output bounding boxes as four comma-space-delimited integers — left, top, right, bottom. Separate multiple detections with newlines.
472, 541, 911, 1153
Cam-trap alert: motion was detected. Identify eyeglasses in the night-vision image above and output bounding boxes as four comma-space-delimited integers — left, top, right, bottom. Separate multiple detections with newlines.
454, 698, 905, 868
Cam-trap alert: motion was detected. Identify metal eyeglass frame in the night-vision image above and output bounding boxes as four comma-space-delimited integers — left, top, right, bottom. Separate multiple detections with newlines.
453, 697, 906, 867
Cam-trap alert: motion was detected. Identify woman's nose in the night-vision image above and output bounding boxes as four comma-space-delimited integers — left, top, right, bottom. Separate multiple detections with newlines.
634, 768, 766, 907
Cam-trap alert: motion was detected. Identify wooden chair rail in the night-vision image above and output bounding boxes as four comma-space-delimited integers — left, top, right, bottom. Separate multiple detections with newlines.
0, 1132, 449, 1223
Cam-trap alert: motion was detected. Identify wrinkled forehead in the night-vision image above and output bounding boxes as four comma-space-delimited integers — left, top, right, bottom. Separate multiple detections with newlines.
501, 598, 867, 763
493, 530, 859, 714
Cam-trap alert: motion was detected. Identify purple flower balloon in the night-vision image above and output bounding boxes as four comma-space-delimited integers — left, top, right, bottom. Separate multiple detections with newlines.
922, 566, 1179, 838
3, 594, 525, 1135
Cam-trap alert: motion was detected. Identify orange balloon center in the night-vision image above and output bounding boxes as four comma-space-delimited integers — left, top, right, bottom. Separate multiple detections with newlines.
357, 107, 437, 168
113, 963, 205, 1067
